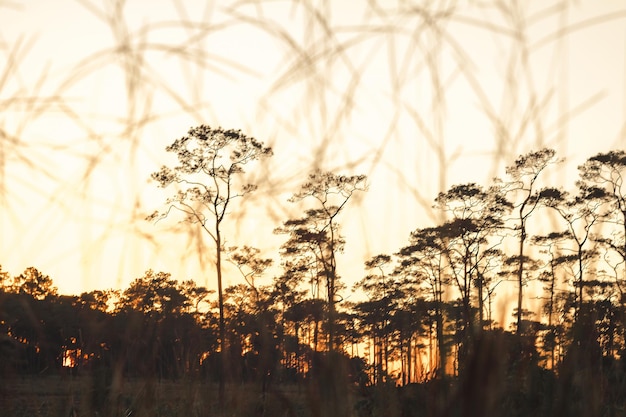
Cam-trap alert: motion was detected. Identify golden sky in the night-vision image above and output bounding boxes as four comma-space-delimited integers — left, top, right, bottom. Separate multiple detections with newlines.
1, 0, 625, 298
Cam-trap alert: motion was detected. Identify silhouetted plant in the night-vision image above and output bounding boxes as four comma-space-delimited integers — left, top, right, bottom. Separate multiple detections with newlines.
148, 125, 272, 408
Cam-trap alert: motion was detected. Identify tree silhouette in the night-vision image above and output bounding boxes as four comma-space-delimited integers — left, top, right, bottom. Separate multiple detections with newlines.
119, 270, 188, 317
226, 245, 273, 300
502, 148, 560, 334
578, 151, 626, 293
0, 265, 9, 289
78, 290, 114, 313
434, 183, 511, 350
178, 279, 213, 318
532, 231, 576, 368
358, 254, 394, 300
279, 170, 367, 352
397, 226, 451, 378
538, 184, 608, 315
13, 266, 57, 300
354, 255, 399, 385
148, 125, 272, 403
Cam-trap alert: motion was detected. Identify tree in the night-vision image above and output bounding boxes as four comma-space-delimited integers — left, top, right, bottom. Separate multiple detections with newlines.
148, 125, 272, 401
532, 231, 574, 367
434, 183, 511, 339
227, 245, 273, 300
120, 270, 187, 317
178, 279, 213, 317
78, 290, 113, 312
0, 265, 9, 290
538, 185, 608, 315
502, 148, 560, 334
225, 245, 277, 395
358, 254, 393, 299
115, 270, 191, 378
354, 254, 397, 384
578, 150, 626, 289
397, 226, 450, 377
273, 266, 308, 379
12, 267, 57, 300
277, 170, 367, 351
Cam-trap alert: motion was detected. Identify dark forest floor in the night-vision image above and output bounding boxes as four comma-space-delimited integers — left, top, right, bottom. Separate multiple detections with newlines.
0, 374, 323, 417
2, 369, 625, 417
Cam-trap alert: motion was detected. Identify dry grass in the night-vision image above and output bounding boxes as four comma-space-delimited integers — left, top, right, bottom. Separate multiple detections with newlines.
2, 0, 624, 292
1, 1, 625, 416
0, 374, 355, 417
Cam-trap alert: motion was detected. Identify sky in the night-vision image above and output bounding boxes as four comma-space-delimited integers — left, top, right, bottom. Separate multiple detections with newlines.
1, 0, 625, 306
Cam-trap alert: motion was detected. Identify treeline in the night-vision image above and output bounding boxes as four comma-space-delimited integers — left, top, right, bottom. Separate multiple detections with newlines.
0, 267, 368, 383
2, 133, 626, 416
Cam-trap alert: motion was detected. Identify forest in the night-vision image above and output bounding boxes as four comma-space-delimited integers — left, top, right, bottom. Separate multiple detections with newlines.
1, 127, 626, 417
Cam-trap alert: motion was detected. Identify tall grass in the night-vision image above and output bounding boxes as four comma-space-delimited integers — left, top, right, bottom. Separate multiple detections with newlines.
1, 0, 625, 416
2, 0, 624, 290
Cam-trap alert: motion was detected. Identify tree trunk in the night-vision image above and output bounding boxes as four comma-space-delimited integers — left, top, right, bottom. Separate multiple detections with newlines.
216, 227, 226, 412
477, 272, 484, 331
516, 227, 526, 335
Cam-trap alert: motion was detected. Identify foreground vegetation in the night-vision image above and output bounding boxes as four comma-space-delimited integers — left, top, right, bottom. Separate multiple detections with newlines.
2, 146, 626, 416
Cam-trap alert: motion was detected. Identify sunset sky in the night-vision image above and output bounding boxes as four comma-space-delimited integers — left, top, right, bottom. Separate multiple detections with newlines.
1, 0, 625, 305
